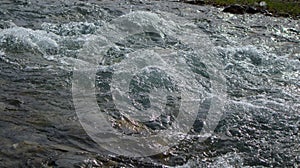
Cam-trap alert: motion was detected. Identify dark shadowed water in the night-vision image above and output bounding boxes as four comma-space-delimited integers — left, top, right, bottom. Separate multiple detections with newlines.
0, 0, 299, 167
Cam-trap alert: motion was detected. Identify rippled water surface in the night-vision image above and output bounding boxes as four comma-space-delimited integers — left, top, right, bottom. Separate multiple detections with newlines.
0, 0, 299, 167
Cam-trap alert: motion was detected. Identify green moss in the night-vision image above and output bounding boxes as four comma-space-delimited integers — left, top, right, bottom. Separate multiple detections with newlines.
203, 0, 300, 18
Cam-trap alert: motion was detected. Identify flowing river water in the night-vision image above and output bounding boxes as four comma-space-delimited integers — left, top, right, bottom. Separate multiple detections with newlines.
0, 0, 299, 167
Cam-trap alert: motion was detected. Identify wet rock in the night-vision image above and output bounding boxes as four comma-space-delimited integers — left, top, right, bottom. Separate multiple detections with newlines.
245, 6, 260, 14
182, 0, 205, 5
223, 4, 246, 15
113, 116, 151, 135
223, 5, 267, 15
261, 9, 272, 16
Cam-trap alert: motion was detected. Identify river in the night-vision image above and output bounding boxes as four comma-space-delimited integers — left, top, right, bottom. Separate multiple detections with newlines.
0, 0, 299, 167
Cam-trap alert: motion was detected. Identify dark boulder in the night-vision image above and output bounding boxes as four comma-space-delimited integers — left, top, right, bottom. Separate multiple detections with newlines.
223, 4, 246, 14
245, 6, 260, 14
182, 0, 205, 5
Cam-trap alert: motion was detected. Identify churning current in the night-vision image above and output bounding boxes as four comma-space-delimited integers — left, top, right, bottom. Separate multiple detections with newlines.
0, 0, 299, 167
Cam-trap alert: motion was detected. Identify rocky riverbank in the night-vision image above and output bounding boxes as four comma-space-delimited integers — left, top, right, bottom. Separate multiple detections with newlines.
180, 0, 300, 19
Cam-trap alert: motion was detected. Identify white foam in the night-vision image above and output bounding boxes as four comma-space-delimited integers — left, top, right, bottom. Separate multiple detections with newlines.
0, 27, 59, 55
